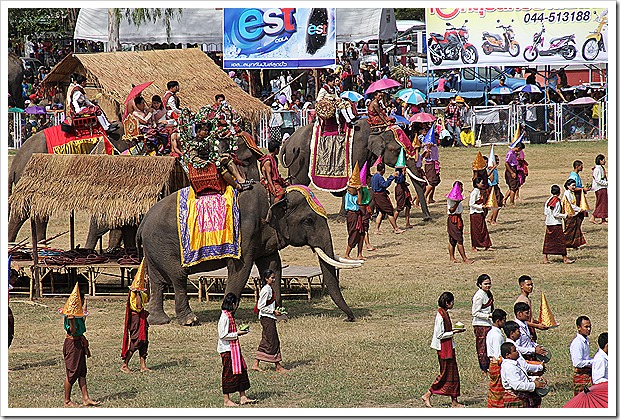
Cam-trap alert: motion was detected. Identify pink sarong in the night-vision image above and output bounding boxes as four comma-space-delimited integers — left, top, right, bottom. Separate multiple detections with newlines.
224, 310, 246, 374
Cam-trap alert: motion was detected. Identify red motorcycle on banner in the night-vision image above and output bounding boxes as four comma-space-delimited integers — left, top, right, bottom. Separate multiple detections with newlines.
523, 23, 577, 62
428, 20, 479, 66
481, 19, 520, 57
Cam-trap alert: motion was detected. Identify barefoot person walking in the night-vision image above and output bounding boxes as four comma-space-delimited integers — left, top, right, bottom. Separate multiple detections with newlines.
543, 185, 574, 264
252, 270, 288, 373
120, 261, 151, 373
446, 181, 474, 264
218, 293, 256, 407
422, 292, 466, 408
590, 154, 608, 224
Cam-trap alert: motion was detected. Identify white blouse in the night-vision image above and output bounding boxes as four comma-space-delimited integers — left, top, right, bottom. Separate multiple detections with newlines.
469, 188, 484, 214
591, 165, 608, 191
563, 190, 581, 214
544, 196, 566, 226
471, 288, 493, 326
217, 311, 238, 354
257, 285, 277, 320
430, 311, 455, 351
447, 198, 463, 215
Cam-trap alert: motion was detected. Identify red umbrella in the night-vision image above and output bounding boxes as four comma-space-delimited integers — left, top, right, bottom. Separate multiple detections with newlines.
408, 112, 437, 123
563, 382, 608, 408
365, 78, 401, 95
124, 81, 154, 104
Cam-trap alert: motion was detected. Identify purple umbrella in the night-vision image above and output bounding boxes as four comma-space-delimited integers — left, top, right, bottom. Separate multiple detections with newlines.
24, 106, 46, 115
568, 97, 597, 106
365, 78, 401, 95
515, 84, 542, 94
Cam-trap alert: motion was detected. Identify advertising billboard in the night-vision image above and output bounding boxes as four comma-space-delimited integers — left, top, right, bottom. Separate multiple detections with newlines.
223, 8, 336, 69
425, 7, 609, 70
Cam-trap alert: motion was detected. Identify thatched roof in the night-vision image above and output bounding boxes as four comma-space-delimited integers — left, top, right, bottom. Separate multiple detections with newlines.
43, 48, 269, 123
9, 154, 188, 228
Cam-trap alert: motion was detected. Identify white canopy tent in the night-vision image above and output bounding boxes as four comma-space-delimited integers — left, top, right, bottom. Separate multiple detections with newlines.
74, 8, 398, 48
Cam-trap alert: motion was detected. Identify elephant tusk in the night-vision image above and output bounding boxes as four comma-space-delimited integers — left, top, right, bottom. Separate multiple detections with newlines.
314, 248, 361, 269
337, 256, 365, 264
406, 168, 427, 184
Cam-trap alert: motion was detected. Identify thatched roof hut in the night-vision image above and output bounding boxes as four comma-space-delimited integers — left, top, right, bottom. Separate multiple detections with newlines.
42, 48, 269, 123
9, 154, 188, 228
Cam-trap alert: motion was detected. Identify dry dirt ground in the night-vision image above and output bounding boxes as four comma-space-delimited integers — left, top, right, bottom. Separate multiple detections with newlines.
7, 141, 609, 409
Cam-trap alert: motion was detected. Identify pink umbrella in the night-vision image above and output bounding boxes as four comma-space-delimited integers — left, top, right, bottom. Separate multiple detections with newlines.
365, 78, 401, 95
564, 382, 607, 408
408, 112, 437, 123
568, 97, 598, 106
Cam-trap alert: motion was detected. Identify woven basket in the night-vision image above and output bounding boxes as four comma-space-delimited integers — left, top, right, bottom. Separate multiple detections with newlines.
188, 162, 226, 195
315, 99, 336, 120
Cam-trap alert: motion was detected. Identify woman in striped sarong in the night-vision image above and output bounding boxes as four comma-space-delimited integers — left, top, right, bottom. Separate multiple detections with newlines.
422, 292, 466, 408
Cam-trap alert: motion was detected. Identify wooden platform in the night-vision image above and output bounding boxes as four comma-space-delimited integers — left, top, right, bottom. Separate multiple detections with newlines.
188, 266, 326, 302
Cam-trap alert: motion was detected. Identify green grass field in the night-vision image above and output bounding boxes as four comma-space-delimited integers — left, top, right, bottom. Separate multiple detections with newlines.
7, 140, 608, 409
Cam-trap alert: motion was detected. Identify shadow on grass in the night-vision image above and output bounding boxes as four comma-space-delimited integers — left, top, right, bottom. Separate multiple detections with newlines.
100, 388, 139, 402
11, 357, 59, 371
249, 390, 284, 401
285, 359, 313, 369
149, 359, 192, 370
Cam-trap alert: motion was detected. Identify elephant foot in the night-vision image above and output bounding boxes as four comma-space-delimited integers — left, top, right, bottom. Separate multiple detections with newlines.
179, 314, 199, 326
344, 315, 356, 322
148, 311, 171, 325
422, 217, 432, 222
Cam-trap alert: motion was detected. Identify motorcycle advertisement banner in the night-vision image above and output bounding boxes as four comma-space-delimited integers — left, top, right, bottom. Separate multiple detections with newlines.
223, 8, 336, 69
425, 7, 609, 70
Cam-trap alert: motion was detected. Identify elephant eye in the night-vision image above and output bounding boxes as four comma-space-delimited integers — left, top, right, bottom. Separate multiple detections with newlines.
302, 216, 315, 226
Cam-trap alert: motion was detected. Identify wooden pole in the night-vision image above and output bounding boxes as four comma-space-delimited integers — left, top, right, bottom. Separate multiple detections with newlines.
70, 210, 75, 250
30, 218, 40, 299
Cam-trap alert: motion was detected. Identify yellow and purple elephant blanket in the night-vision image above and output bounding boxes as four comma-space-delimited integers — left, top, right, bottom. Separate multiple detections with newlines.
177, 186, 241, 267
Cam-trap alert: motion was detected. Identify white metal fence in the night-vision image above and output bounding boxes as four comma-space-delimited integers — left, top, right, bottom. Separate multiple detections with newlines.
9, 110, 65, 149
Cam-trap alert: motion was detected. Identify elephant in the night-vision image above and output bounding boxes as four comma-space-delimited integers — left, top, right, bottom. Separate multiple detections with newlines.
8, 53, 24, 109
137, 135, 359, 326
280, 119, 432, 221
8, 126, 134, 245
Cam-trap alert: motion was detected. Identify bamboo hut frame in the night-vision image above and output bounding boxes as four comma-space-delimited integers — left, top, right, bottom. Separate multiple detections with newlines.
42, 48, 270, 123
9, 154, 188, 298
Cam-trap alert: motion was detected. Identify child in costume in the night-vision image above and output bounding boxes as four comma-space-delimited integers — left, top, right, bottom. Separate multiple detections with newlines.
359, 162, 376, 252
393, 148, 413, 229
446, 181, 474, 264
469, 177, 492, 251
120, 261, 151, 373
343, 162, 367, 260
60, 283, 100, 407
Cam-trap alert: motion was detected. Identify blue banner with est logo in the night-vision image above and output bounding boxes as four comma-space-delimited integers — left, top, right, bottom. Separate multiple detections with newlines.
223, 8, 336, 69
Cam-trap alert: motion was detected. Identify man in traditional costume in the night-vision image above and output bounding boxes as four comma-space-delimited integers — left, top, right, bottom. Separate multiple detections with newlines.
543, 184, 574, 264
569, 316, 593, 395
422, 128, 441, 204
485, 148, 504, 225
343, 163, 366, 261
563, 179, 587, 249
393, 149, 413, 229
370, 163, 403, 234
504, 141, 525, 206
472, 151, 490, 209
359, 162, 376, 252
446, 181, 474, 264
515, 275, 548, 343
259, 140, 289, 203
513, 302, 548, 362
500, 342, 546, 408
60, 283, 100, 407
367, 91, 394, 126
69, 74, 118, 134
486, 309, 507, 408
469, 177, 492, 251
316, 74, 357, 125
163, 80, 182, 120
120, 261, 151, 373
591, 332, 608, 385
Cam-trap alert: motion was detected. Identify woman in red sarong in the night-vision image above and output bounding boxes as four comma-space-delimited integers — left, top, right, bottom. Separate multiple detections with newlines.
590, 154, 608, 224
422, 292, 466, 408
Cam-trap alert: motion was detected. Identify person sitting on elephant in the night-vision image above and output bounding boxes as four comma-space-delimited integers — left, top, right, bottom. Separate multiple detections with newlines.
259, 140, 289, 202
150, 94, 180, 156
132, 96, 169, 155
316, 74, 358, 125
69, 74, 118, 134
367, 91, 396, 127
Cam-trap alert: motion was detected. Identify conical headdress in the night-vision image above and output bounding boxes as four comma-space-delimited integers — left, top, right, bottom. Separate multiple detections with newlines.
472, 151, 486, 170
509, 125, 524, 148
488, 144, 496, 167
372, 155, 383, 167
579, 192, 590, 211
360, 162, 369, 186
395, 148, 406, 169
446, 182, 463, 201
538, 291, 559, 328
129, 259, 148, 292
422, 123, 436, 144
348, 162, 362, 188
561, 195, 575, 215
59, 282, 85, 317
484, 189, 498, 208
412, 133, 421, 149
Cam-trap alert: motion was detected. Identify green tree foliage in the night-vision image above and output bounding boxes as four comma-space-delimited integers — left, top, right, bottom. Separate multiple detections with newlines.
394, 9, 425, 22
108, 8, 183, 51
8, 8, 79, 39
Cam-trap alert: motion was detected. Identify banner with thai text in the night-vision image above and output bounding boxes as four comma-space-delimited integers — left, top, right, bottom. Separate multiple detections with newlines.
425, 7, 609, 69
223, 8, 336, 69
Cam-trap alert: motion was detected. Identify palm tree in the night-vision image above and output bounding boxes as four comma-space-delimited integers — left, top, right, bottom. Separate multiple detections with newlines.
107, 8, 183, 51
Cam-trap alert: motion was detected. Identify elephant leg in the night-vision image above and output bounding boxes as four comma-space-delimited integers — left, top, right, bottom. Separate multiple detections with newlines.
255, 254, 283, 306
8, 214, 28, 242
169, 268, 198, 326
411, 179, 432, 221
35, 218, 48, 243
120, 226, 137, 252
224, 257, 255, 302
108, 229, 123, 251
146, 264, 171, 325
84, 217, 111, 250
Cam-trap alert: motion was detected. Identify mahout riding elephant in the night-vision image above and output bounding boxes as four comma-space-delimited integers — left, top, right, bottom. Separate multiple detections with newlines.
8, 126, 132, 245
137, 135, 358, 325
280, 119, 432, 221
8, 53, 24, 109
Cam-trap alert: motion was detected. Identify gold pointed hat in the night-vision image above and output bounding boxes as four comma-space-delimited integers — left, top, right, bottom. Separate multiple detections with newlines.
347, 162, 362, 188
59, 282, 86, 317
579, 192, 590, 212
129, 259, 148, 292
472, 151, 486, 170
412, 133, 421, 149
538, 291, 559, 328
484, 189, 498, 208
561, 195, 575, 215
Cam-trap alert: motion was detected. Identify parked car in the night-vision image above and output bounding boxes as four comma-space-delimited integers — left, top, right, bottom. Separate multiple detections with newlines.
408, 67, 526, 95
20, 57, 44, 75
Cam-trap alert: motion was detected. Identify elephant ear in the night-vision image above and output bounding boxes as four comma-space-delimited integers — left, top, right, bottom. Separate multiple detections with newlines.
367, 131, 387, 160
266, 198, 288, 231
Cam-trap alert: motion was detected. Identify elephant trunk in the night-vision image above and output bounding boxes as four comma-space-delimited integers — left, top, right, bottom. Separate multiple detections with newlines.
312, 238, 355, 321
